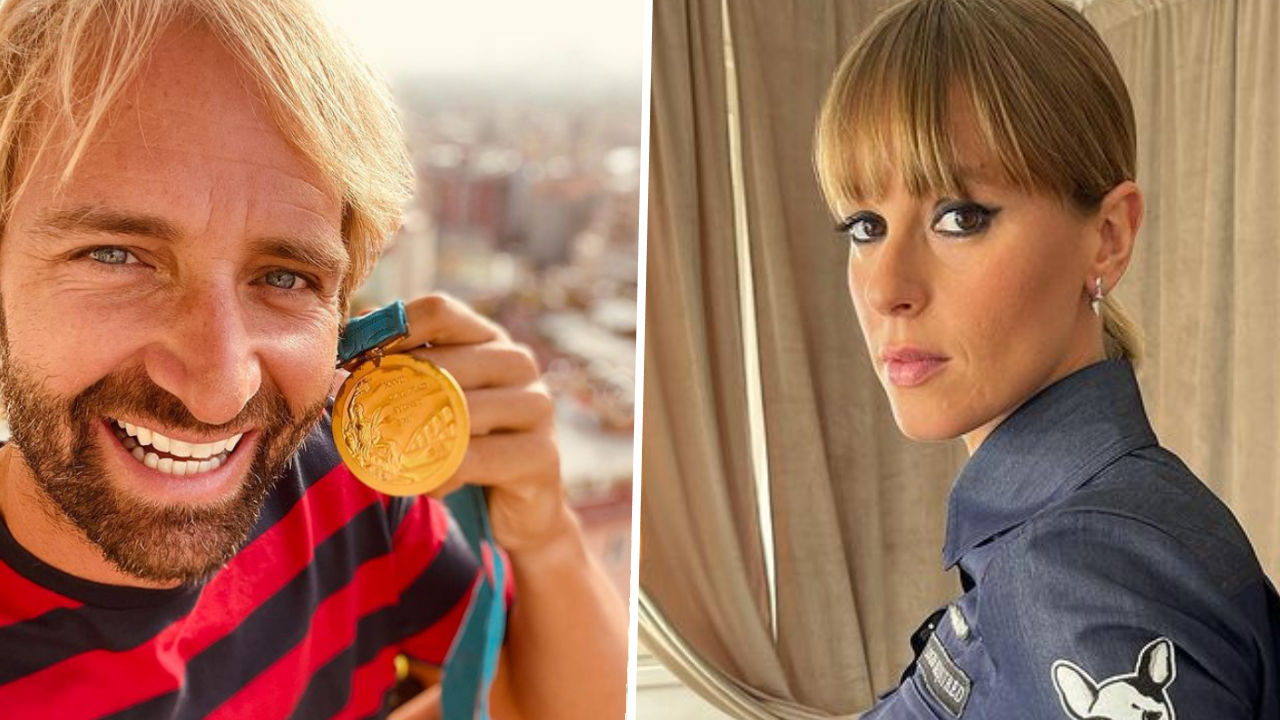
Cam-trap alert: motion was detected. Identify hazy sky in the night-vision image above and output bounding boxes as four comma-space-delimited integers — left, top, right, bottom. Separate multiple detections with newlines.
315, 0, 645, 83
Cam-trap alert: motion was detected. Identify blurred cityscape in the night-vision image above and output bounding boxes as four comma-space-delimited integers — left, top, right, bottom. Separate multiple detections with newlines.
354, 80, 640, 598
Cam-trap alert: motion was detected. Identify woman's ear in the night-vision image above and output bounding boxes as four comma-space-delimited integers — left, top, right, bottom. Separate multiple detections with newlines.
1090, 180, 1143, 288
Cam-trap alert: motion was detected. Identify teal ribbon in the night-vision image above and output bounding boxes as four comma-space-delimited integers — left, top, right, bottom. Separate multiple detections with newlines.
339, 301, 505, 720
442, 487, 506, 720
336, 300, 408, 366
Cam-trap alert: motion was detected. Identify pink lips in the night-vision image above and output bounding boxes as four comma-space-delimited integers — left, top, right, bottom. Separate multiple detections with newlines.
881, 346, 949, 388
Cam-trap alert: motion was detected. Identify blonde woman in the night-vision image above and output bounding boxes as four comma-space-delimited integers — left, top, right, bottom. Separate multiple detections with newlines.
815, 0, 1280, 717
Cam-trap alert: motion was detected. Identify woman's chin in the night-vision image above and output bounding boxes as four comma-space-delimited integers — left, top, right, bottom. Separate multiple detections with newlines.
888, 407, 967, 443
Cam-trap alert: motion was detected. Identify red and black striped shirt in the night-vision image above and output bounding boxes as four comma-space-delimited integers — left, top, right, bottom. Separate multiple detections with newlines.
0, 417, 508, 719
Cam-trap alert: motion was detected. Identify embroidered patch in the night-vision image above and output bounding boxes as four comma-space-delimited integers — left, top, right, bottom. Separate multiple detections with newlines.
918, 633, 971, 717
1051, 637, 1177, 720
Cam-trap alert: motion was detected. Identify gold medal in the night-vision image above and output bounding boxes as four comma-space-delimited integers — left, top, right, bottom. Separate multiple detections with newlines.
332, 354, 470, 496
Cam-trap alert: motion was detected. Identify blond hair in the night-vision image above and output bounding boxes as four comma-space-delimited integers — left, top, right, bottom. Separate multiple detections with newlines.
815, 0, 1142, 364
0, 0, 413, 309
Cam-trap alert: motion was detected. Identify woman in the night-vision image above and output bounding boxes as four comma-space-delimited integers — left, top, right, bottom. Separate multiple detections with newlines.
814, 0, 1280, 717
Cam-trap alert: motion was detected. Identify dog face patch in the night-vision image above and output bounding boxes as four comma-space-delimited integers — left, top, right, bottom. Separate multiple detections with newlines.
1051, 637, 1177, 720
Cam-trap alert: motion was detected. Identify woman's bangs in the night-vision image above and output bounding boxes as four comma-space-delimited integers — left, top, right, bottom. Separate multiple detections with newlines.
816, 1, 1060, 215
817, 16, 977, 213
818, 92, 974, 212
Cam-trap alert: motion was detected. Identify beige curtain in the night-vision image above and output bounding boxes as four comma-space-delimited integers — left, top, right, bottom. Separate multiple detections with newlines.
723, 0, 966, 703
1084, 0, 1280, 580
640, 0, 963, 715
640, 0, 1280, 716
639, 0, 788, 712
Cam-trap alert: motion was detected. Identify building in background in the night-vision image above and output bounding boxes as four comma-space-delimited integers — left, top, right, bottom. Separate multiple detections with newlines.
355, 79, 640, 600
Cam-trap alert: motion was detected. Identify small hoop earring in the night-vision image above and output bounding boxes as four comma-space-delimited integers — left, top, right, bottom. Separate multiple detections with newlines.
1091, 276, 1105, 317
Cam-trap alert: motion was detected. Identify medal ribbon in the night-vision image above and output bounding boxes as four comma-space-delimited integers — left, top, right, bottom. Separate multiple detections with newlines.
338, 302, 505, 720
442, 487, 506, 720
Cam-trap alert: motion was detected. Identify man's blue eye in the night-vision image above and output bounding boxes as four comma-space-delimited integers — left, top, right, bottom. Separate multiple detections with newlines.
88, 247, 133, 264
264, 270, 306, 290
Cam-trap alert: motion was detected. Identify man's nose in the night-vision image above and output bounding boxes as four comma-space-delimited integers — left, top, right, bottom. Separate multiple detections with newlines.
143, 283, 262, 426
862, 230, 929, 318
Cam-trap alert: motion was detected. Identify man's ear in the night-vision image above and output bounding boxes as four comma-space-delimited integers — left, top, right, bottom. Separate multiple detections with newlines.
1089, 180, 1143, 290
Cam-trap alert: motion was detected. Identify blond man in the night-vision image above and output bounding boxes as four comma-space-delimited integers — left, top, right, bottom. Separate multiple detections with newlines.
0, 1, 626, 718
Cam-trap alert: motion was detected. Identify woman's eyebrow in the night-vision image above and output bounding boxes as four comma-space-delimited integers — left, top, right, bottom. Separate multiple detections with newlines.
952, 164, 1003, 190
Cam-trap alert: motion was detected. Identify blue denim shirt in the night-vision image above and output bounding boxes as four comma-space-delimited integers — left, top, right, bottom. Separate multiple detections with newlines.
864, 359, 1280, 719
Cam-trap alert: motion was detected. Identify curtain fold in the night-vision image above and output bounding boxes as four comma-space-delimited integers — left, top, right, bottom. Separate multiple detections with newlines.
724, 0, 965, 706
1229, 0, 1280, 575
639, 0, 788, 710
1085, 0, 1280, 578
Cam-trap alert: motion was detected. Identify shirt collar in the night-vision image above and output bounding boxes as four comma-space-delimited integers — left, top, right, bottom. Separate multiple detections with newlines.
942, 358, 1158, 569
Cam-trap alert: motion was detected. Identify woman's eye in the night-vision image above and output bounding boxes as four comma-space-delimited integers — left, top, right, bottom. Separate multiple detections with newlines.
838, 212, 887, 244
932, 203, 995, 236
264, 270, 308, 291
87, 247, 136, 265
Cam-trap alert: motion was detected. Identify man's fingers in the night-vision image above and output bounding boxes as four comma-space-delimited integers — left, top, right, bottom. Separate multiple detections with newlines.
429, 431, 559, 499
453, 431, 560, 488
410, 342, 540, 389
389, 294, 506, 349
466, 385, 554, 435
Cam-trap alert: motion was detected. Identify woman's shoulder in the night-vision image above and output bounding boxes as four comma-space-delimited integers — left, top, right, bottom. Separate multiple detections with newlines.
973, 466, 1279, 714
1041, 444, 1264, 595
975, 445, 1278, 676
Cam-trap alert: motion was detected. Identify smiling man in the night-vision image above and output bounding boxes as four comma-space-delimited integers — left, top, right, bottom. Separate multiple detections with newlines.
0, 1, 626, 718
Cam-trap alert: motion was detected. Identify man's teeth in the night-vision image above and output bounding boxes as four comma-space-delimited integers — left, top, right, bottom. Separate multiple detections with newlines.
115, 420, 243, 460
112, 419, 245, 476
131, 446, 223, 476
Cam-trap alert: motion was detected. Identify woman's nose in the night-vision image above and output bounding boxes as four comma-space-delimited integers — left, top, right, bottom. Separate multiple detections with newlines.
861, 233, 929, 317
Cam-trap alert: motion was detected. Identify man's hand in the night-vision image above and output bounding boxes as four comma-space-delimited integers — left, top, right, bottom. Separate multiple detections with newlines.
380, 293, 571, 554
377, 293, 627, 719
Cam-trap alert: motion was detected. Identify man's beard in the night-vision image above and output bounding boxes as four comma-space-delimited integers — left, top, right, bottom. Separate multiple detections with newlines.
0, 349, 325, 586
